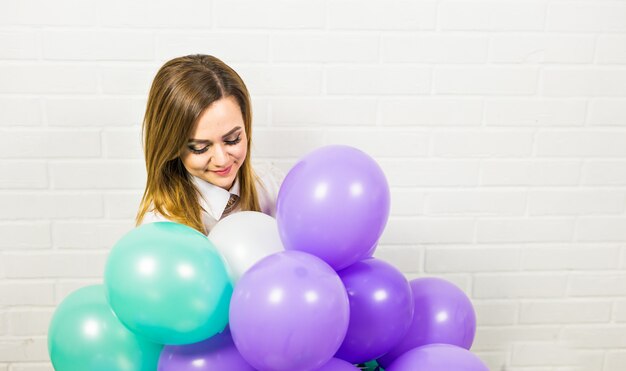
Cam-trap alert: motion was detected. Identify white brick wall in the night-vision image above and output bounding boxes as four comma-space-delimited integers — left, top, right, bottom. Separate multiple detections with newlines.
1, 1, 625, 370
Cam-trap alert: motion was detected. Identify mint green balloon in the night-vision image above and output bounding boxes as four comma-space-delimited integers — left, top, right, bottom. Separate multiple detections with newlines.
104, 222, 233, 345
48, 285, 162, 371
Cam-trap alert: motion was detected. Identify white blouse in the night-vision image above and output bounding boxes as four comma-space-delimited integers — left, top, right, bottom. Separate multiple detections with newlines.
141, 163, 284, 235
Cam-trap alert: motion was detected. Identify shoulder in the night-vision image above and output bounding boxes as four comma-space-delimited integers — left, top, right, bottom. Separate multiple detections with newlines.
252, 161, 285, 217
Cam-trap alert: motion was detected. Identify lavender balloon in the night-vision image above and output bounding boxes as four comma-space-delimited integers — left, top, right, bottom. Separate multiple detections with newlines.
229, 251, 350, 371
386, 344, 488, 371
276, 145, 390, 270
315, 358, 359, 370
158, 329, 254, 371
335, 258, 414, 364
378, 278, 476, 368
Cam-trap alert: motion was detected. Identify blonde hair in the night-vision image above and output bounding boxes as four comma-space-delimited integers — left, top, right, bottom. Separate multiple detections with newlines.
136, 54, 260, 234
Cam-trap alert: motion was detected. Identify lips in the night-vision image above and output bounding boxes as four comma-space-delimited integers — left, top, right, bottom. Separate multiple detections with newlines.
212, 165, 232, 176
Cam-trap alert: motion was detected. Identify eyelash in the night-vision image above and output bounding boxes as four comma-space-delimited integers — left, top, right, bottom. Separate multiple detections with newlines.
189, 136, 242, 154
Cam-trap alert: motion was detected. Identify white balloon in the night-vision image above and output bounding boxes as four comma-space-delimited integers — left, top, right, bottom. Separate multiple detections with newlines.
209, 211, 284, 283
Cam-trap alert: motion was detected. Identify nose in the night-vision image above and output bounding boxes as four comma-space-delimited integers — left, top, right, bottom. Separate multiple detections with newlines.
211, 144, 228, 166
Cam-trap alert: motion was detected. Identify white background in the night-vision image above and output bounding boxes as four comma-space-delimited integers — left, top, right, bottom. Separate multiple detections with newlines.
1, 0, 626, 370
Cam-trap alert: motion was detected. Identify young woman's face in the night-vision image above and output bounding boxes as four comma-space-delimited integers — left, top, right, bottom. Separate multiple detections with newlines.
180, 96, 248, 190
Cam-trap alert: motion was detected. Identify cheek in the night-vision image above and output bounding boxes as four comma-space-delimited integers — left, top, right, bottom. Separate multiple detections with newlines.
181, 153, 207, 171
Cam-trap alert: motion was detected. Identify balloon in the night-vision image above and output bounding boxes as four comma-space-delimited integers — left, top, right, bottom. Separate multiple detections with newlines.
386, 344, 488, 371
378, 278, 476, 367
48, 285, 162, 371
315, 358, 359, 370
104, 222, 233, 345
229, 251, 350, 371
276, 145, 390, 270
208, 211, 283, 282
158, 328, 254, 371
335, 258, 414, 364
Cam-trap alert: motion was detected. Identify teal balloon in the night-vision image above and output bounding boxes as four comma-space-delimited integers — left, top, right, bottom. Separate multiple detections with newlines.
48, 285, 162, 371
104, 222, 233, 345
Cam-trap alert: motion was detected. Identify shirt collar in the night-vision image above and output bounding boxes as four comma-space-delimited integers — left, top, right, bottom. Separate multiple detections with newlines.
191, 175, 240, 220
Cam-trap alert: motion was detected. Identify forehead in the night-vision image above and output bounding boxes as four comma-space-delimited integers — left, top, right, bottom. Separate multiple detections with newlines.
189, 96, 244, 140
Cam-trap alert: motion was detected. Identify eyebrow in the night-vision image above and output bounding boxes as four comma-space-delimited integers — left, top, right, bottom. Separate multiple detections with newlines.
188, 126, 242, 145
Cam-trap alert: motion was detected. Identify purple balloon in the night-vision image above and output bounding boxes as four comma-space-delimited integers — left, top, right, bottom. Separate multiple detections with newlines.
315, 358, 359, 370
335, 258, 414, 364
378, 278, 476, 368
386, 344, 488, 371
229, 251, 350, 371
276, 145, 390, 270
158, 328, 254, 371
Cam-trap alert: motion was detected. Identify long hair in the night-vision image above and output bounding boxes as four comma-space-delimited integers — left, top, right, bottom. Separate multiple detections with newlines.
136, 54, 260, 234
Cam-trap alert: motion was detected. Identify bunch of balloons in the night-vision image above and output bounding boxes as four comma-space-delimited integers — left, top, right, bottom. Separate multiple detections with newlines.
48, 145, 488, 371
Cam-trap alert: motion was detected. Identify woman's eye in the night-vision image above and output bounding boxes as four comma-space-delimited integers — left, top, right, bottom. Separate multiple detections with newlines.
225, 136, 241, 146
188, 144, 209, 154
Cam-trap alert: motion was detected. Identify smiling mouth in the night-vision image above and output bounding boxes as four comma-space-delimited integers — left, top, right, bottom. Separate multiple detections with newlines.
212, 165, 232, 176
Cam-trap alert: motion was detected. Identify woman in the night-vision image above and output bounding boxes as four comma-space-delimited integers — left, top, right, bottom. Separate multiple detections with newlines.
136, 54, 280, 235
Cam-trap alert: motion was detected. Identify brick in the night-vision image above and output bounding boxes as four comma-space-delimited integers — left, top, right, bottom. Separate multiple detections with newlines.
426, 190, 527, 216
587, 99, 626, 126
104, 192, 143, 219
99, 0, 211, 28
425, 246, 521, 272
432, 130, 533, 157
382, 34, 488, 63
329, 0, 437, 30
43, 30, 153, 60
216, 0, 325, 29
596, 35, 626, 64
0, 282, 55, 306
271, 98, 378, 127
440, 1, 547, 31
100, 65, 158, 95
0, 162, 47, 189
521, 245, 621, 271
560, 325, 626, 348
326, 66, 431, 95
372, 245, 422, 274
473, 301, 518, 325
542, 68, 626, 97
434, 67, 538, 95
0, 64, 98, 94
0, 337, 48, 362
2, 252, 107, 279
568, 273, 626, 297
547, 2, 626, 32
484, 99, 586, 127
528, 190, 625, 216
7, 310, 54, 336
536, 131, 626, 157
0, 98, 42, 126
0, 223, 51, 250
0, 130, 100, 159
490, 34, 594, 64
324, 129, 429, 157
236, 65, 323, 96
102, 130, 143, 159
273, 33, 378, 63
50, 161, 145, 190
157, 32, 269, 62
520, 300, 612, 324
577, 217, 626, 242
0, 193, 103, 220
480, 160, 581, 186
511, 343, 582, 367
46, 97, 145, 127
380, 98, 483, 126
253, 129, 325, 158
9, 364, 54, 371
0, 30, 39, 59
474, 352, 508, 371
0, 0, 96, 26
389, 189, 426, 216
380, 218, 475, 244
472, 326, 561, 351
614, 301, 626, 322
53, 221, 134, 249
474, 273, 568, 299
379, 159, 480, 187
477, 218, 574, 243
606, 351, 626, 371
